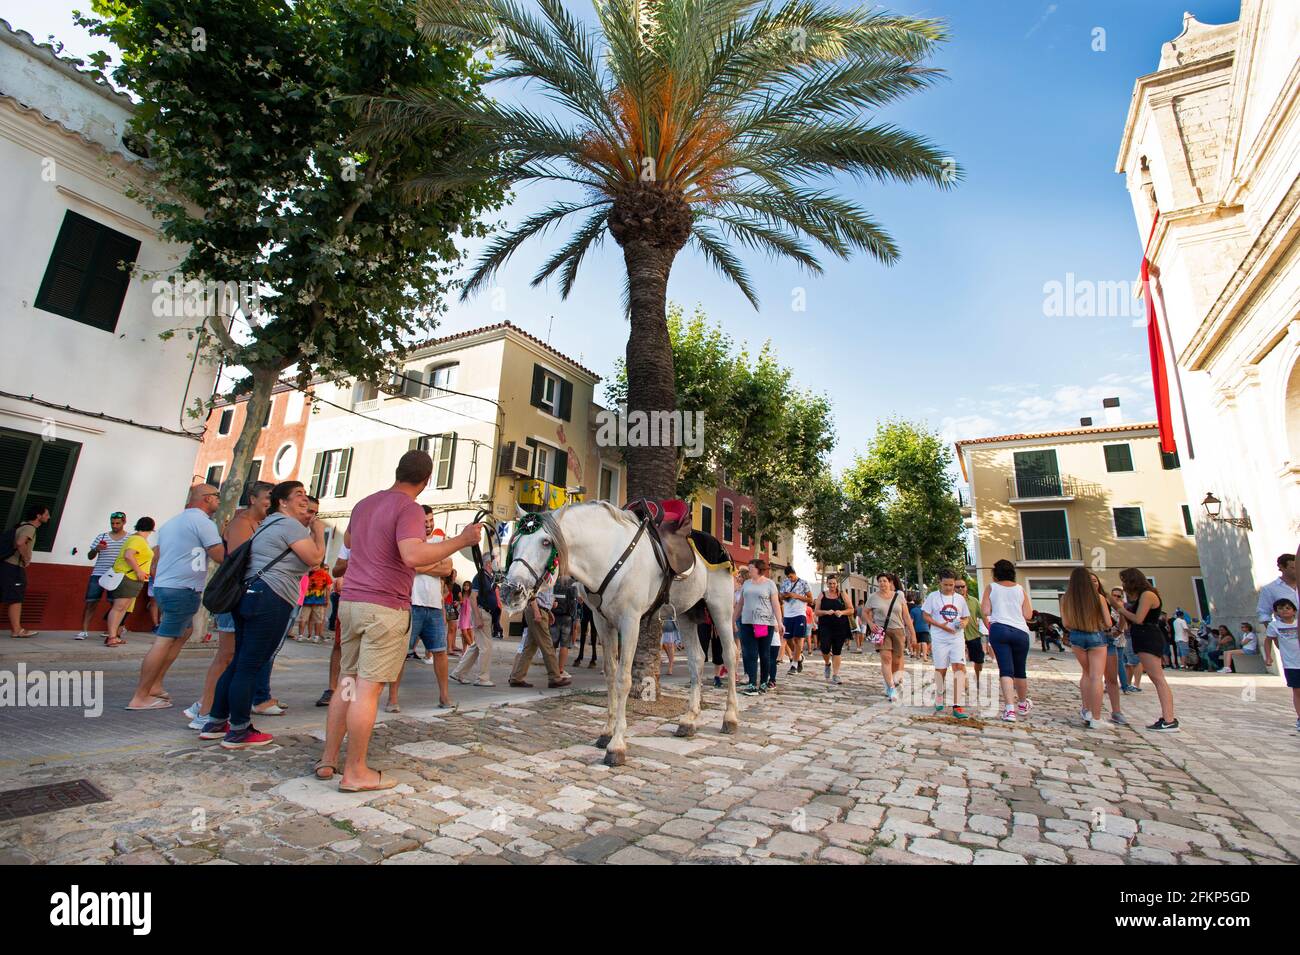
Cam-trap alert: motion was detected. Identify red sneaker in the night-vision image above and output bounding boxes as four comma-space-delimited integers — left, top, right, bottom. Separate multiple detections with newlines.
220, 725, 273, 749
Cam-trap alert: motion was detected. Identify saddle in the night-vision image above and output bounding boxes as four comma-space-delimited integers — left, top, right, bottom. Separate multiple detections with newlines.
625, 498, 695, 577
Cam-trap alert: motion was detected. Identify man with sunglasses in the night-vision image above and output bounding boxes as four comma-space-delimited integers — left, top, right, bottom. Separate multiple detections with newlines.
126, 484, 225, 711
79, 511, 130, 640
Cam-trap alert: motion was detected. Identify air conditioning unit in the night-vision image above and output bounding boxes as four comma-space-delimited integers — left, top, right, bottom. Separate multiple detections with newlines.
500, 441, 533, 476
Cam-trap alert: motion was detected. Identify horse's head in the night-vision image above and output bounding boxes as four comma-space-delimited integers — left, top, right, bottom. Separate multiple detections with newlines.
500, 509, 562, 614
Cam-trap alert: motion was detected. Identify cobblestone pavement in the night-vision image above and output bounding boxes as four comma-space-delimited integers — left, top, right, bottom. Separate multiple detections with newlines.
2, 642, 1298, 865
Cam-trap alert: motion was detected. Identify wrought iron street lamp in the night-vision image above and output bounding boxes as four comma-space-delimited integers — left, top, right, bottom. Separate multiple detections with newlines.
1201, 492, 1252, 530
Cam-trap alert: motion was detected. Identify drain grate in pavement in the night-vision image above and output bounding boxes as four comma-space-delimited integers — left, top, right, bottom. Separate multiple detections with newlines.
0, 779, 109, 821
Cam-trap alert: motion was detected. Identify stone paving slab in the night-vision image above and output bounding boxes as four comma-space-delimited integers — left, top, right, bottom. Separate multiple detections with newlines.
1, 647, 1297, 865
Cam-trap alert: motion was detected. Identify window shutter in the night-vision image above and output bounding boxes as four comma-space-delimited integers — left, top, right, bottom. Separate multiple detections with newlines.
553, 449, 568, 488
0, 431, 37, 530
409, 437, 419, 452
34, 212, 99, 318
30, 441, 78, 550
80, 228, 140, 332
308, 452, 324, 497
335, 448, 353, 497
558, 379, 574, 421
437, 433, 457, 489
530, 364, 545, 408
35, 212, 140, 333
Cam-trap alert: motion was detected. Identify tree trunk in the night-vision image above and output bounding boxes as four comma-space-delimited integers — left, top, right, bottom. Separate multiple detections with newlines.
215, 365, 279, 528
622, 239, 679, 699
915, 552, 925, 595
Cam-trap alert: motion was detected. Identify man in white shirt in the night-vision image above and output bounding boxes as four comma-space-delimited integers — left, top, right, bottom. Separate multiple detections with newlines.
921, 570, 971, 718
1257, 553, 1297, 632
779, 566, 813, 674
126, 484, 225, 710
1171, 610, 1191, 668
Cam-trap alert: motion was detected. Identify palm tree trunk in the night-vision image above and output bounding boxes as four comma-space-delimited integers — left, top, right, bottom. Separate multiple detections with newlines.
622, 239, 679, 698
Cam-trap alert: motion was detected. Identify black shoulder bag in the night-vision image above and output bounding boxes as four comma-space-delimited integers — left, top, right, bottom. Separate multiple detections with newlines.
202, 516, 295, 614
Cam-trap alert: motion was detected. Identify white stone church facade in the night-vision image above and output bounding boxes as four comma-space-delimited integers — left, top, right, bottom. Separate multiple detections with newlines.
1117, 2, 1300, 627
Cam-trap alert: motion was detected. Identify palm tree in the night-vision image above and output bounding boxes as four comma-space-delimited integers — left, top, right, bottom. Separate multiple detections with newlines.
362, 0, 958, 502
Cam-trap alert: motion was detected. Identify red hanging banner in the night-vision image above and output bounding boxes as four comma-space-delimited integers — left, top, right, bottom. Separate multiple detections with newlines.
1141, 214, 1177, 455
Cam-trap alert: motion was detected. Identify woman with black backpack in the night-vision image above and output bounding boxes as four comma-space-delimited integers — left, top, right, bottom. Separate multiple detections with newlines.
199, 481, 325, 750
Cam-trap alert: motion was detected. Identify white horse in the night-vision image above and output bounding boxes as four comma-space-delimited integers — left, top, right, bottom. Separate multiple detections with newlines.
499, 501, 739, 767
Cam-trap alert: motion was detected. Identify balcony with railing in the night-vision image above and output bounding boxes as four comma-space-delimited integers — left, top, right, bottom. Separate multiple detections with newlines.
1007, 474, 1079, 503
1014, 538, 1083, 564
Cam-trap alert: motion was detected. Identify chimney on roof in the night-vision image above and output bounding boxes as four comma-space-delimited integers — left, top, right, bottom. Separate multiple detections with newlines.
1102, 397, 1122, 425
1080, 417, 1093, 427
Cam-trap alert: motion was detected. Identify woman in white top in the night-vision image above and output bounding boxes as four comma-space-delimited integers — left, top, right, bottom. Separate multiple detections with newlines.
737, 558, 783, 695
980, 559, 1034, 722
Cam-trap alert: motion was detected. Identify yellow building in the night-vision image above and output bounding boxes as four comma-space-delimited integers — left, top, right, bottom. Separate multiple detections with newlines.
302, 322, 613, 561
957, 420, 1207, 619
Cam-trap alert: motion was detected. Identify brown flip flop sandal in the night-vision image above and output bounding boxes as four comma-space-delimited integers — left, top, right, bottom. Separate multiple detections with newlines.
338, 772, 398, 793
313, 761, 337, 780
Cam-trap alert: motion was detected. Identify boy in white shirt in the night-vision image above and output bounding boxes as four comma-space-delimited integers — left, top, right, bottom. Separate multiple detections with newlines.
922, 569, 971, 719
1264, 597, 1300, 732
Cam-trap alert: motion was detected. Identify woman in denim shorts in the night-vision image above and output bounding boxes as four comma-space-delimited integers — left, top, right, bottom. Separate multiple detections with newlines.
1062, 569, 1114, 728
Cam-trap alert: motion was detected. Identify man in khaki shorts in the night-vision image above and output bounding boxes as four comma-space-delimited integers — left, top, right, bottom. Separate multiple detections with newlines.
319, 451, 482, 792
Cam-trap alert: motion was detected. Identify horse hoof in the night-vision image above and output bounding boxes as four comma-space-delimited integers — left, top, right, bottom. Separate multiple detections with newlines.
595, 734, 611, 749
721, 719, 739, 735
674, 724, 696, 738
603, 749, 626, 767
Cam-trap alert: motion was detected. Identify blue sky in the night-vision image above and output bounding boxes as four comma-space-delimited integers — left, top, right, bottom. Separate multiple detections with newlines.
7, 0, 1243, 473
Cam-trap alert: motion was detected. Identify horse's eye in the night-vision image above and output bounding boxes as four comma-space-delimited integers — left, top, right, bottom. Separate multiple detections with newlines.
541, 538, 552, 547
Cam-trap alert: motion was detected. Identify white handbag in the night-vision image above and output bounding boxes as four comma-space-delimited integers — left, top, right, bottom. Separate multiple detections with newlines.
98, 570, 125, 591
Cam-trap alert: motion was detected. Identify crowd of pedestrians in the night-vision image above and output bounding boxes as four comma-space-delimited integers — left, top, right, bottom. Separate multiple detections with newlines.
5, 451, 1300, 785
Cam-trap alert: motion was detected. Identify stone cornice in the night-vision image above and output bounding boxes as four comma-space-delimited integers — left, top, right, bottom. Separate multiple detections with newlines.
1181, 173, 1300, 370
1116, 52, 1235, 173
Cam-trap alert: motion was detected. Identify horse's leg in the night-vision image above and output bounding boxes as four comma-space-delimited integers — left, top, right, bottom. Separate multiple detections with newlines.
595, 613, 617, 749
604, 612, 640, 767
710, 575, 740, 735
675, 612, 703, 738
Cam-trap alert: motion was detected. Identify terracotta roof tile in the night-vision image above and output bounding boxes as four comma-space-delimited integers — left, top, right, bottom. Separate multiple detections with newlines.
954, 421, 1158, 449
409, 321, 601, 381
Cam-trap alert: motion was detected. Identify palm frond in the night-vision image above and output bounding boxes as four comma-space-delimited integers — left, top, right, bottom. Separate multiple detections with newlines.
530, 204, 612, 297
689, 222, 759, 308
460, 199, 608, 299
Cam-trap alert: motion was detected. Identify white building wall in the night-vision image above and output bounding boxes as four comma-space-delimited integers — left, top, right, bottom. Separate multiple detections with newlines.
0, 26, 214, 572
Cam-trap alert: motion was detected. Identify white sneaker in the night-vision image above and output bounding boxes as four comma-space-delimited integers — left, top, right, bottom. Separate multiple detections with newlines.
187, 713, 209, 730
74, 631, 88, 640
1001, 705, 1016, 723
183, 700, 201, 720
420, 654, 435, 665
1218, 667, 1231, 674
1018, 698, 1033, 716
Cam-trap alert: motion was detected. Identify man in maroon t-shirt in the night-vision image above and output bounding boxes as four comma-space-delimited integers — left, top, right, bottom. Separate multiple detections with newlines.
320, 450, 481, 791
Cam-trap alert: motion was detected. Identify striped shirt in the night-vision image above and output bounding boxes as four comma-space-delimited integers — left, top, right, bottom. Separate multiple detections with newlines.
90, 532, 129, 575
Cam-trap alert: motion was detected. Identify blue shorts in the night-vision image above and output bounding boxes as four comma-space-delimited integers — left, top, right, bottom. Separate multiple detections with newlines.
215, 612, 236, 632
1070, 630, 1107, 650
783, 615, 807, 638
85, 575, 108, 602
1285, 668, 1300, 689
155, 586, 202, 638
411, 605, 447, 653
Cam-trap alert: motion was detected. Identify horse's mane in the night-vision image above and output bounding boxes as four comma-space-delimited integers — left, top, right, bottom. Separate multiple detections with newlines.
535, 500, 639, 578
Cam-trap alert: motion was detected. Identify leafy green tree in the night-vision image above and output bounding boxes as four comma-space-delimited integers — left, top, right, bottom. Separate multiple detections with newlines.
800, 473, 857, 578
80, 0, 502, 521
843, 419, 965, 589
607, 303, 834, 551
